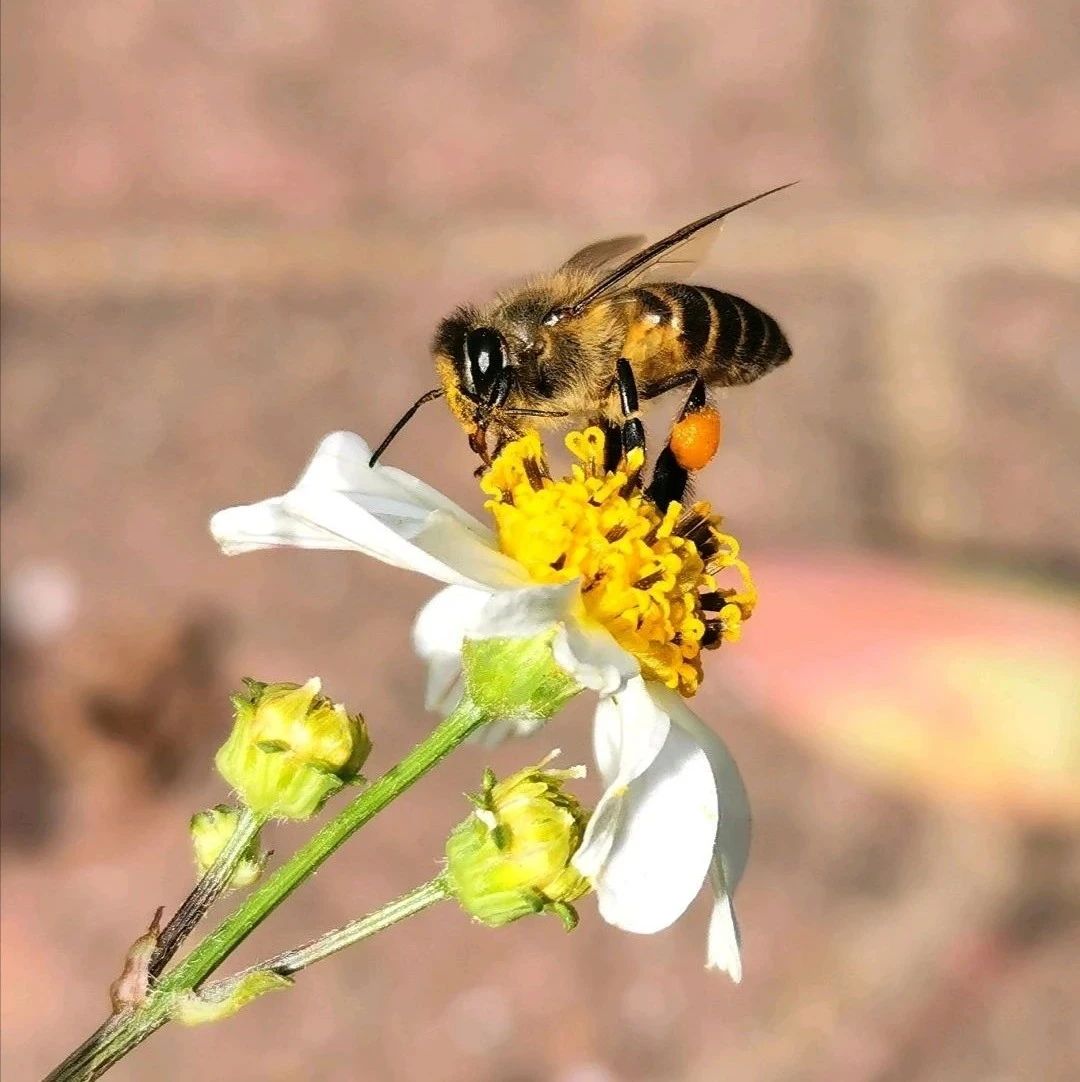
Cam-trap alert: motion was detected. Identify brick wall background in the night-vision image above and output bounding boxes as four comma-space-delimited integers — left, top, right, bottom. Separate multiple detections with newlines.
2, 3, 1078, 1080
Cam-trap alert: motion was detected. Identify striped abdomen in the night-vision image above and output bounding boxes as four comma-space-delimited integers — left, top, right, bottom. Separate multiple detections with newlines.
628, 283, 792, 390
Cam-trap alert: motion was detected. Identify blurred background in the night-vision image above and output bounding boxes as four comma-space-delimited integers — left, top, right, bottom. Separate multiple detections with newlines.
2, 2, 1078, 1079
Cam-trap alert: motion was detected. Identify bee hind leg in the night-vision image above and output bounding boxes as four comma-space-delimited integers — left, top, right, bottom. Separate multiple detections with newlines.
644, 444, 689, 508
645, 376, 721, 509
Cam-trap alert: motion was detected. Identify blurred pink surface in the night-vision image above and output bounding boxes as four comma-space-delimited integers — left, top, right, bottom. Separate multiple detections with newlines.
2, 2, 1079, 1079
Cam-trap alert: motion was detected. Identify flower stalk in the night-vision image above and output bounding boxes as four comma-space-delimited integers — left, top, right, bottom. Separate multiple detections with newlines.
48, 696, 489, 1081
210, 877, 449, 987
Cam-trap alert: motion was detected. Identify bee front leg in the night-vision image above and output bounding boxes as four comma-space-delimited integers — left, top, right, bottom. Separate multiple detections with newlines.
472, 424, 524, 477
468, 426, 493, 476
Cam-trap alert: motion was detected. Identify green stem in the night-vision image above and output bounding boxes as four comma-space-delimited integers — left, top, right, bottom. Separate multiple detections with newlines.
150, 806, 265, 977
47, 698, 486, 1082
170, 698, 484, 987
213, 877, 448, 987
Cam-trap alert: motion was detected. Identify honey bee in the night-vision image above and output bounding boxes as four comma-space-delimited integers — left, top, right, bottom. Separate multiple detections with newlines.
371, 184, 794, 506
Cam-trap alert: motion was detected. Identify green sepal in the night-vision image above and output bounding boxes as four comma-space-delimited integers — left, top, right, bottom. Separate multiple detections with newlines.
462, 633, 580, 730
548, 901, 579, 932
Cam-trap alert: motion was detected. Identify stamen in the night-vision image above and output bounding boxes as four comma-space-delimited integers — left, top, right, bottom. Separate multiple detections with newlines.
635, 569, 665, 591
523, 457, 546, 491
481, 427, 755, 696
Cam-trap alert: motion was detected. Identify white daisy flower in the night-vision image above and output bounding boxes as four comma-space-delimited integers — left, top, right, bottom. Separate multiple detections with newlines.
211, 427, 757, 980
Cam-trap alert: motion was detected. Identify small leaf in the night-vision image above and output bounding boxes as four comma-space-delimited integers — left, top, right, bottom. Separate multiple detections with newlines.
549, 901, 579, 931
172, 970, 292, 1026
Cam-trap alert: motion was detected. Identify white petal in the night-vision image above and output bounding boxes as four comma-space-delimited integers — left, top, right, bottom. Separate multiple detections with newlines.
267, 489, 495, 587
583, 718, 719, 934
211, 497, 341, 555
413, 585, 491, 712
211, 431, 525, 590
649, 686, 750, 980
552, 620, 639, 697
295, 431, 489, 534
572, 677, 670, 879
706, 874, 743, 982
590, 676, 670, 784
652, 687, 751, 894
468, 580, 580, 641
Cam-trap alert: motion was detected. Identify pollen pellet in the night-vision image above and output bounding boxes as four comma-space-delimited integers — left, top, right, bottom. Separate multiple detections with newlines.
670, 408, 722, 472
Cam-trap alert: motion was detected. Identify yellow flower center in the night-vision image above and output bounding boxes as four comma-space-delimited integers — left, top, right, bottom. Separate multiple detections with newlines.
481, 428, 757, 696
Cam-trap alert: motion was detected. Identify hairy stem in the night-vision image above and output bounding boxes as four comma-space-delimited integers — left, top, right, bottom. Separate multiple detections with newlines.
213, 877, 448, 989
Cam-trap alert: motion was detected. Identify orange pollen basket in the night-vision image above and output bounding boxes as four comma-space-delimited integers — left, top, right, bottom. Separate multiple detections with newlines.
670, 407, 723, 472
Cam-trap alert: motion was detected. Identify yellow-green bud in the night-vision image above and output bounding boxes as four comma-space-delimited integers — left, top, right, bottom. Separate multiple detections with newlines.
190, 804, 265, 888
444, 753, 591, 930
216, 678, 371, 820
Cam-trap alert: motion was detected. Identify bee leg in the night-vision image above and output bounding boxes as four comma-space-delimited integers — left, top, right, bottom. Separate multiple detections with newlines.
469, 426, 491, 465
645, 445, 688, 508
600, 420, 624, 473
639, 369, 699, 400
645, 376, 719, 509
474, 427, 522, 477
613, 358, 646, 457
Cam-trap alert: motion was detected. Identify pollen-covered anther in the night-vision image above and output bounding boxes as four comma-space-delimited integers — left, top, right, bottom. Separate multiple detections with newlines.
480, 428, 757, 696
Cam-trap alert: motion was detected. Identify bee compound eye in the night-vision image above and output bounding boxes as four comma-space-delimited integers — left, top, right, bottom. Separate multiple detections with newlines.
464, 327, 506, 398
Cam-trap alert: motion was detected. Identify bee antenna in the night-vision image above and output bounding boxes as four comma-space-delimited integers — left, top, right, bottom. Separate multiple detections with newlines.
369, 387, 444, 465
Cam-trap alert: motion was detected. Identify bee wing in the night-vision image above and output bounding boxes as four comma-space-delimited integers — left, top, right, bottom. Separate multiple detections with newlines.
631, 221, 721, 284
569, 183, 797, 313
559, 235, 646, 275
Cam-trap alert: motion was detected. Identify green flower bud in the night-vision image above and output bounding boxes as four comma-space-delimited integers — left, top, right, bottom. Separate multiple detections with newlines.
444, 753, 592, 930
190, 804, 265, 888
462, 632, 581, 732
216, 678, 371, 820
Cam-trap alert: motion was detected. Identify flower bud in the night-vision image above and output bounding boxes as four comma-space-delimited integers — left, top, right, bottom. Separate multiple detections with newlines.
216, 678, 371, 820
190, 804, 265, 888
444, 753, 591, 929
